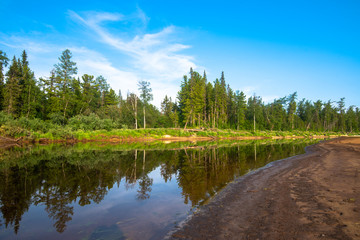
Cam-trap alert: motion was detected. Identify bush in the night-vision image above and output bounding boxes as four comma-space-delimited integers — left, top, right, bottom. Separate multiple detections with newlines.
17, 117, 52, 133
0, 112, 14, 126
48, 127, 74, 139
68, 114, 115, 131
49, 113, 67, 125
0, 125, 31, 138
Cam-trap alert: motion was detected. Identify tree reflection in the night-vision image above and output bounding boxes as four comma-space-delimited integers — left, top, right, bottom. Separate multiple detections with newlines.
136, 175, 153, 200
0, 140, 316, 235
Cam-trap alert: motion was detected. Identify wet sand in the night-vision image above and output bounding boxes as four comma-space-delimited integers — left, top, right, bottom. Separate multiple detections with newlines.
169, 137, 360, 239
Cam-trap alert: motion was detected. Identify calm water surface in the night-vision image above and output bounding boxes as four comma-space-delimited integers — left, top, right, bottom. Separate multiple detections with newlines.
0, 139, 319, 239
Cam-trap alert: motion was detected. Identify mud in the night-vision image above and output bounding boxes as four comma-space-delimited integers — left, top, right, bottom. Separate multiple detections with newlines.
169, 137, 360, 240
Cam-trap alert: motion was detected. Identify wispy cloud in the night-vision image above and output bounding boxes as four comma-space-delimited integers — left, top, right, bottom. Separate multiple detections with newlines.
0, 9, 197, 107
69, 47, 139, 93
68, 10, 196, 82
241, 85, 278, 103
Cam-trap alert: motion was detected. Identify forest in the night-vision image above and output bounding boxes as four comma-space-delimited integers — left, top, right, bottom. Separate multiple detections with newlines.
0, 48, 359, 137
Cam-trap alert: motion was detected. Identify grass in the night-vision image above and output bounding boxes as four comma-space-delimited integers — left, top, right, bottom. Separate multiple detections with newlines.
3, 127, 344, 143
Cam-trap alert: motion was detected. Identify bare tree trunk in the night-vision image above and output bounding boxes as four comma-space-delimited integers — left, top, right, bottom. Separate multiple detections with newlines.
101, 91, 104, 107
198, 113, 201, 127
253, 111, 256, 132
143, 150, 146, 172
135, 99, 137, 129
184, 109, 193, 130
63, 99, 69, 118
130, 95, 138, 129
143, 105, 146, 129
134, 149, 137, 181
264, 109, 273, 130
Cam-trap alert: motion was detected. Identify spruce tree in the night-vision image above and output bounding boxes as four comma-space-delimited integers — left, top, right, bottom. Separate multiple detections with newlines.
138, 80, 153, 129
0, 50, 9, 110
337, 97, 346, 132
4, 56, 22, 115
19, 50, 37, 117
235, 90, 247, 130
287, 92, 297, 130
54, 49, 78, 118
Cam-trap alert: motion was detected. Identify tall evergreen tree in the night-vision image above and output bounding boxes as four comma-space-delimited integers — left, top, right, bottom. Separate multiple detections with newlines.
337, 97, 346, 132
79, 74, 98, 114
235, 90, 247, 130
287, 92, 297, 130
18, 50, 38, 117
4, 56, 22, 115
54, 49, 78, 118
138, 80, 153, 129
95, 75, 109, 107
0, 50, 9, 110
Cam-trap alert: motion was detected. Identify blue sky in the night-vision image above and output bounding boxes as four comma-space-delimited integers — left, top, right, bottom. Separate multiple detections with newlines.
1, 0, 359, 108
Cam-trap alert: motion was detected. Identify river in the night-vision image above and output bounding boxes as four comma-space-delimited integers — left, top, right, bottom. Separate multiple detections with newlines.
0, 139, 319, 239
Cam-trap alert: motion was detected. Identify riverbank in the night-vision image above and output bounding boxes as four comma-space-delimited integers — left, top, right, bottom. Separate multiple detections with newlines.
0, 128, 345, 145
169, 137, 360, 239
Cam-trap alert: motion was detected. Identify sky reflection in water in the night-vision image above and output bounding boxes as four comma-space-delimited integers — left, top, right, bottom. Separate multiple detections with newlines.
0, 139, 319, 239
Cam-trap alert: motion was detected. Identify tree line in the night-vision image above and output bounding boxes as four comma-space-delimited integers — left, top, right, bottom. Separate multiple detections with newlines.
0, 49, 359, 133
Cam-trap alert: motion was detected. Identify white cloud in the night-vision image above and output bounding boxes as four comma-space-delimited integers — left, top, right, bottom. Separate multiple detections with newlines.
261, 95, 279, 103
68, 10, 196, 90
69, 47, 139, 93
240, 85, 278, 103
242, 86, 258, 98
1, 9, 197, 108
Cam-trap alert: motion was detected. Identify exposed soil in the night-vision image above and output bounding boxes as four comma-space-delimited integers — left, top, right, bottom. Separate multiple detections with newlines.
169, 137, 360, 240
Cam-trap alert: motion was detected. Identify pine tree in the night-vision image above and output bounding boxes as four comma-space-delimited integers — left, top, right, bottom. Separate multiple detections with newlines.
218, 72, 228, 127
322, 100, 333, 131
18, 50, 38, 117
346, 105, 357, 133
4, 56, 22, 115
54, 49, 78, 118
287, 92, 297, 130
227, 85, 236, 128
128, 93, 138, 129
235, 90, 247, 130
79, 74, 98, 114
0, 50, 9, 110
205, 81, 214, 128
95, 75, 109, 107
138, 80, 153, 129
178, 75, 192, 128
337, 97, 346, 132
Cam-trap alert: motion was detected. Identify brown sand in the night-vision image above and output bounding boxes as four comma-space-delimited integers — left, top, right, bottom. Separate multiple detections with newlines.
170, 137, 360, 240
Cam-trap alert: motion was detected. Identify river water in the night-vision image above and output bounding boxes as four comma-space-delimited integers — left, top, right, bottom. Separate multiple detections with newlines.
0, 139, 319, 239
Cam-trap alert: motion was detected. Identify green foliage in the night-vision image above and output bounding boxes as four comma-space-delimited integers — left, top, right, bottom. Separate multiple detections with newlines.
0, 48, 358, 136
68, 114, 114, 131
17, 117, 51, 133
49, 113, 67, 125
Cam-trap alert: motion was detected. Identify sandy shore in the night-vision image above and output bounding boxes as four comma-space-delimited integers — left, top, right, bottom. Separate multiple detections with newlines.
169, 137, 360, 239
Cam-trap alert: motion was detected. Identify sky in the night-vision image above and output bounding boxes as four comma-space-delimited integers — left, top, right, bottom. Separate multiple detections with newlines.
1, 0, 359, 108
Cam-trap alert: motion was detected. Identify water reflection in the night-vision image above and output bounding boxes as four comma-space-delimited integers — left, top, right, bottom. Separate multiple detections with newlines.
0, 139, 319, 239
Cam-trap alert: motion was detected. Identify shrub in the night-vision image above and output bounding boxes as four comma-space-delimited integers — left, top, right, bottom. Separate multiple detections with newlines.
68, 114, 115, 131
49, 113, 67, 125
0, 112, 14, 126
17, 117, 52, 133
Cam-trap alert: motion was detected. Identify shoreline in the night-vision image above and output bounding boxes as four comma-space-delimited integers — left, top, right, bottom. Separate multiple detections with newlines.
169, 137, 360, 239
0, 134, 339, 147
